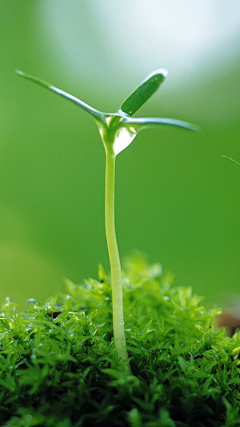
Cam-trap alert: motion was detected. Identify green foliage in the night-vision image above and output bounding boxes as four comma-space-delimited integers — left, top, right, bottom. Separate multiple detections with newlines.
16, 69, 198, 156
15, 70, 104, 121
118, 69, 167, 116
0, 255, 239, 427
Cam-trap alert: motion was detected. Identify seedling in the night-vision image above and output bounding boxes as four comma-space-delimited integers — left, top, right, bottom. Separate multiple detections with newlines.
16, 69, 198, 365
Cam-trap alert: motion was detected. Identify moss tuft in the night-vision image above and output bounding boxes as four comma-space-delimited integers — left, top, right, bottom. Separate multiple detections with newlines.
0, 255, 239, 427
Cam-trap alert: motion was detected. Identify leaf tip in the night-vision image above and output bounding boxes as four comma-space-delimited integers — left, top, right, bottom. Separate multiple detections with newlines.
146, 68, 168, 84
15, 69, 24, 76
154, 68, 168, 79
192, 124, 201, 133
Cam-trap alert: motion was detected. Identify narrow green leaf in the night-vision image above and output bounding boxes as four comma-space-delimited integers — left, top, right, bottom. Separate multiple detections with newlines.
15, 70, 105, 122
178, 356, 187, 373
120, 117, 200, 133
118, 69, 168, 117
101, 368, 120, 379
128, 408, 142, 427
222, 155, 240, 168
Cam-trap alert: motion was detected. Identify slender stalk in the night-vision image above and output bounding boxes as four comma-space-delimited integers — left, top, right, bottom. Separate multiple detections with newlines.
105, 146, 128, 364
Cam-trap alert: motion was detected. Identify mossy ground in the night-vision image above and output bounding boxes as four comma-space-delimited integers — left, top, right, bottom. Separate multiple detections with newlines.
0, 255, 240, 427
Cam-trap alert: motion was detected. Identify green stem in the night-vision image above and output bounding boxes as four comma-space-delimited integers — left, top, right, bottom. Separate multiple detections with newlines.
105, 147, 128, 364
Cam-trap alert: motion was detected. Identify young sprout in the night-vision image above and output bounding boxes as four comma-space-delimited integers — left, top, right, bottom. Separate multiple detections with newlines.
16, 69, 198, 365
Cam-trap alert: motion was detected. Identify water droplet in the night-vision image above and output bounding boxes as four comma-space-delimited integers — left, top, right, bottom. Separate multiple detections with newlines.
27, 298, 37, 303
113, 127, 137, 155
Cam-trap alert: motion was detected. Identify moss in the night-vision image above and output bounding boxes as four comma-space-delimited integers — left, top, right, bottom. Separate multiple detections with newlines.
0, 255, 239, 427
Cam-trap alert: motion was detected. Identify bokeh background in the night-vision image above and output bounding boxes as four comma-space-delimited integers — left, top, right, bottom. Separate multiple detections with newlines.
1, 0, 240, 308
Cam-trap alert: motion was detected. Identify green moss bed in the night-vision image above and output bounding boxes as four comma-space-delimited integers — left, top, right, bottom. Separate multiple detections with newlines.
0, 255, 240, 427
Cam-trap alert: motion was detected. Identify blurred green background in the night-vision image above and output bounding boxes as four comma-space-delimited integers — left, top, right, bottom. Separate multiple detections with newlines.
0, 1, 240, 308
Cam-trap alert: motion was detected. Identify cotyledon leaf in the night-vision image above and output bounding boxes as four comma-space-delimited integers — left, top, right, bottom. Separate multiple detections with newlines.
119, 117, 200, 133
15, 70, 105, 123
118, 69, 168, 117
